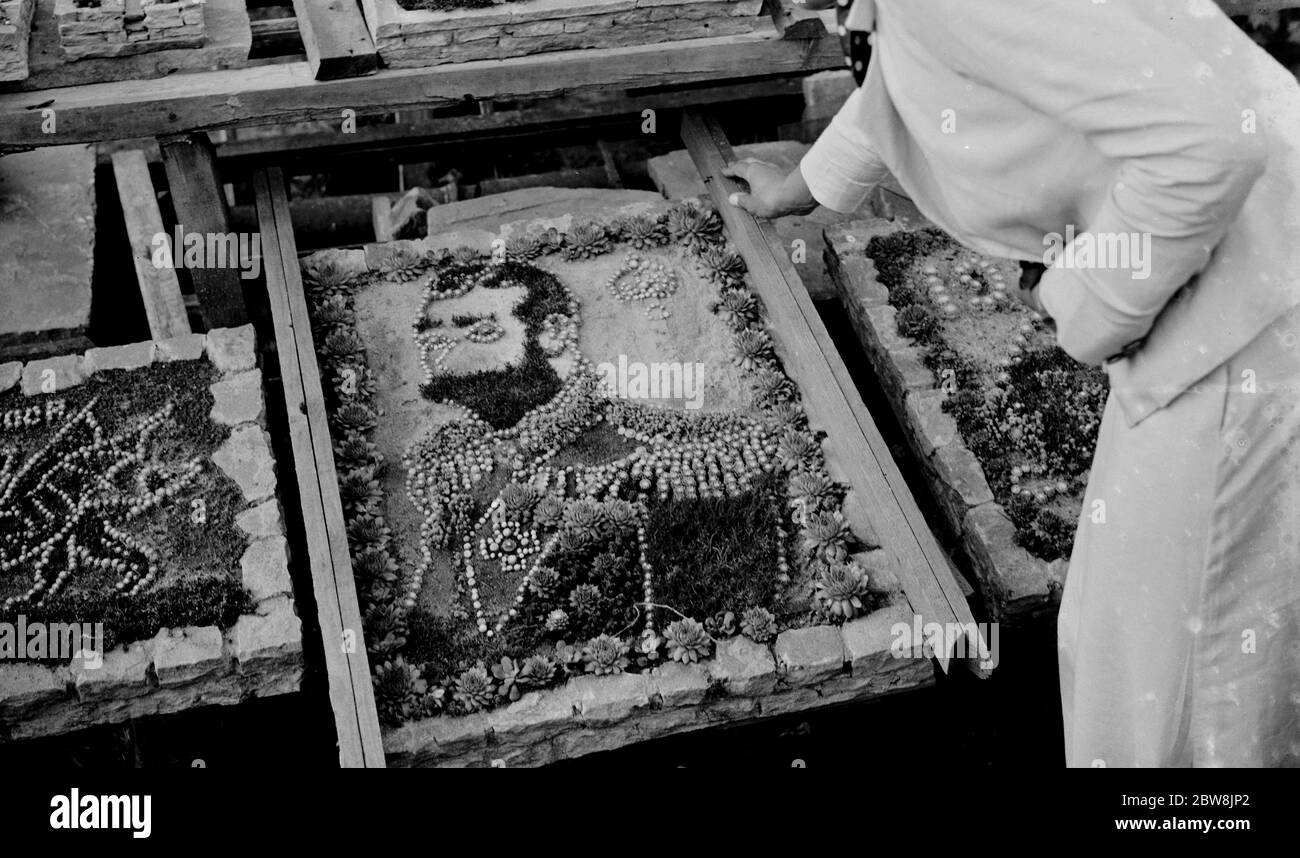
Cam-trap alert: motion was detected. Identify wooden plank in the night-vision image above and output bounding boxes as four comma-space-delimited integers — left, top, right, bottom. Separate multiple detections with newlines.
680, 110, 981, 671
372, 195, 394, 242
250, 13, 304, 56
596, 138, 624, 189
291, 0, 378, 80
0, 31, 842, 147
159, 132, 249, 329
109, 149, 192, 340
255, 166, 386, 767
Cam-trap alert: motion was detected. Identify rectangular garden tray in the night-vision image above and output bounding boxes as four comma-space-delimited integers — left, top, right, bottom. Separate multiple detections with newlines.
257, 121, 977, 765
825, 218, 1082, 623
359, 0, 765, 68
0, 326, 303, 742
0, 0, 250, 93
0, 0, 35, 82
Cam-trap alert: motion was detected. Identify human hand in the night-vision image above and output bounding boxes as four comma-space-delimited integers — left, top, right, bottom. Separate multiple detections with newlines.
721, 159, 819, 219
1014, 262, 1047, 315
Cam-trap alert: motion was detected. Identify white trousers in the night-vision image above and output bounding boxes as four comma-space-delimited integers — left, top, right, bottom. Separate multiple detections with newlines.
1058, 305, 1300, 767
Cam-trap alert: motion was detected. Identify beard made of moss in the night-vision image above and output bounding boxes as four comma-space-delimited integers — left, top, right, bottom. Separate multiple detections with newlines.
0, 360, 253, 648
418, 259, 573, 429
643, 474, 785, 621
2, 574, 255, 663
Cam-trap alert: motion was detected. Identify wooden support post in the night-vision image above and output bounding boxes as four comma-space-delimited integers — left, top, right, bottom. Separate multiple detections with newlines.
159, 132, 249, 329
680, 109, 982, 673
110, 149, 192, 340
596, 138, 624, 189
291, 0, 378, 81
763, 0, 831, 40
254, 166, 386, 767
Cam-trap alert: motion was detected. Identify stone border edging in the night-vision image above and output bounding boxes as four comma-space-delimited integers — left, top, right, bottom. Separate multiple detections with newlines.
384, 601, 931, 766
360, 0, 764, 68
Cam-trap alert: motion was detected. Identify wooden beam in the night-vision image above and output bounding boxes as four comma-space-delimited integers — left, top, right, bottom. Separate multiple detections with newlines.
254, 166, 385, 767
680, 109, 981, 671
249, 14, 303, 56
109, 149, 192, 340
0, 31, 842, 148
290, 0, 378, 80
213, 78, 804, 177
159, 132, 249, 329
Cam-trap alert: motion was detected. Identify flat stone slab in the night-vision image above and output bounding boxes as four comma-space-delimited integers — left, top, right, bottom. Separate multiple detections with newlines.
210, 368, 264, 426
0, 144, 95, 343
213, 424, 277, 503
425, 186, 662, 237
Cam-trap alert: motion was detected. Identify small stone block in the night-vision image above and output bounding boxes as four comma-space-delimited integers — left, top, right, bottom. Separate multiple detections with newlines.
931, 443, 995, 523
904, 388, 959, 457
773, 626, 845, 686
82, 341, 156, 375
209, 369, 264, 426
205, 324, 256, 374
567, 673, 650, 723
0, 361, 20, 394
649, 661, 709, 707
0, 663, 69, 720
228, 596, 301, 667
71, 641, 153, 702
706, 634, 777, 696
152, 626, 228, 686
235, 499, 282, 539
212, 424, 276, 503
240, 535, 291, 601
156, 333, 205, 362
20, 355, 84, 396
840, 603, 916, 673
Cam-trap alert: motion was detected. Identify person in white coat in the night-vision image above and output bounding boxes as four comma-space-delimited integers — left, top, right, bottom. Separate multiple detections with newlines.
727, 0, 1300, 766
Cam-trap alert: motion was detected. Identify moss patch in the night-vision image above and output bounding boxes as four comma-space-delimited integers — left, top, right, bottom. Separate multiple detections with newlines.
644, 475, 784, 620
